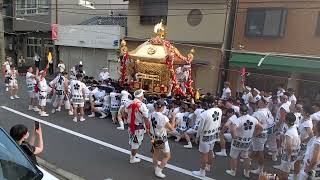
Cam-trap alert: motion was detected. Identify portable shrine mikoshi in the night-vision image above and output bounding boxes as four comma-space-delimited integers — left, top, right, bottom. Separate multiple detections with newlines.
119, 20, 195, 97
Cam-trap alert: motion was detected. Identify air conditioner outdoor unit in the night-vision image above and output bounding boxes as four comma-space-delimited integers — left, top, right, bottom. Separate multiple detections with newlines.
78, 0, 95, 9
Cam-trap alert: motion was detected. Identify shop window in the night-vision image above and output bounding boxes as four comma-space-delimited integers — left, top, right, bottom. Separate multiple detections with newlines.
245, 8, 287, 37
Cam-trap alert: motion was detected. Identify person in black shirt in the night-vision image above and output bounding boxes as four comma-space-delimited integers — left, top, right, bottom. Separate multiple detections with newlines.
10, 124, 44, 165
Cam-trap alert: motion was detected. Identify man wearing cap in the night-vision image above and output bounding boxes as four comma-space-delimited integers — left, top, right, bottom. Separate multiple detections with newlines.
99, 68, 109, 82
125, 89, 150, 164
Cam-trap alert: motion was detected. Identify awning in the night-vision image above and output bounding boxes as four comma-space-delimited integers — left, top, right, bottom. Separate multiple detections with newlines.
230, 52, 320, 74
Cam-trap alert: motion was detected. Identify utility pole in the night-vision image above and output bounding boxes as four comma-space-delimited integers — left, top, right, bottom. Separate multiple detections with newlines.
0, 0, 5, 66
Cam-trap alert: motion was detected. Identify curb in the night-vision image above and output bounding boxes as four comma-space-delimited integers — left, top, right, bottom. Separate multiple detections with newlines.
37, 157, 86, 180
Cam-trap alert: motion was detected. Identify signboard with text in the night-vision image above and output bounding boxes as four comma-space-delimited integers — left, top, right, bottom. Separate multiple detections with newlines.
54, 25, 124, 49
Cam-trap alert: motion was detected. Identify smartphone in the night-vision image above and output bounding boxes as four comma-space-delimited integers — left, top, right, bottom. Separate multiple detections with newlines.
35, 121, 40, 130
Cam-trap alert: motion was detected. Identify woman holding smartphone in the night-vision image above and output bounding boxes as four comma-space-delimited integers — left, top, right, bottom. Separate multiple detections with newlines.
10, 123, 44, 165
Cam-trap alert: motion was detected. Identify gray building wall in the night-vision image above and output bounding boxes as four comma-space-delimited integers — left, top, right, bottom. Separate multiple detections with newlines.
52, 0, 128, 26
59, 46, 120, 80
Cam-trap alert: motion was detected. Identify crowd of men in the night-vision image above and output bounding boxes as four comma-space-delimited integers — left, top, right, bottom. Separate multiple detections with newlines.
3, 56, 320, 180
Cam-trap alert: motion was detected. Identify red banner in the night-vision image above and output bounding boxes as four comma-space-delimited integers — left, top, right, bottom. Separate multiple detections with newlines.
51, 24, 58, 40
240, 67, 246, 86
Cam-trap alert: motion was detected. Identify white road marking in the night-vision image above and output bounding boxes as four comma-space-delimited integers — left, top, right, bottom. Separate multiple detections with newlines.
1, 106, 215, 180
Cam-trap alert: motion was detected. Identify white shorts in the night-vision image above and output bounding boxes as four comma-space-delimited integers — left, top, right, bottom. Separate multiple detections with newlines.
72, 102, 84, 108
199, 141, 215, 153
96, 106, 109, 113
38, 92, 47, 107
129, 129, 144, 150
55, 90, 65, 100
278, 153, 299, 173
185, 128, 197, 135
252, 137, 267, 152
72, 97, 85, 108
171, 128, 187, 136
230, 146, 249, 159
224, 133, 232, 143
162, 141, 170, 153
9, 79, 18, 87
28, 91, 36, 99
154, 141, 170, 153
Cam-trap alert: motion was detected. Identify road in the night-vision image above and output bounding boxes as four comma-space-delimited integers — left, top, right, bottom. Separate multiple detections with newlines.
0, 77, 279, 180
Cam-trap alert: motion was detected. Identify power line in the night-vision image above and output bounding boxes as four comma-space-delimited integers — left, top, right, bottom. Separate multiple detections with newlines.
49, 6, 320, 17
10, 0, 320, 6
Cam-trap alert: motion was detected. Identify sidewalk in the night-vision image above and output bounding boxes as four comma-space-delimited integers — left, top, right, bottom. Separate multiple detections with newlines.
38, 157, 86, 180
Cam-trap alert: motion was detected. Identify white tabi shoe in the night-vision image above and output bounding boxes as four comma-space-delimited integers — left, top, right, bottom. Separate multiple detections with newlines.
192, 169, 206, 177
40, 112, 49, 117
215, 151, 227, 157
33, 107, 40, 112
129, 156, 141, 164
73, 117, 78, 122
155, 166, 166, 178
183, 142, 193, 149
99, 112, 107, 119
226, 169, 236, 177
88, 113, 95, 118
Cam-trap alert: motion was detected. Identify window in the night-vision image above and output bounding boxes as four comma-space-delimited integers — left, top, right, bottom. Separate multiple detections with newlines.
315, 12, 320, 36
245, 8, 287, 37
140, 0, 168, 25
16, 0, 49, 16
140, 16, 167, 25
27, 37, 42, 58
187, 9, 203, 27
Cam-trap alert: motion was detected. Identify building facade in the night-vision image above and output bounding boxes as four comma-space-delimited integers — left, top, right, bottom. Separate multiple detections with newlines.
55, 25, 125, 79
229, 0, 320, 102
126, 0, 229, 93
6, 0, 128, 71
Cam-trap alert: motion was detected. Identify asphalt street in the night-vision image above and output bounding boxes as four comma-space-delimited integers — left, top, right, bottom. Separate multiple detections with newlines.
0, 77, 280, 180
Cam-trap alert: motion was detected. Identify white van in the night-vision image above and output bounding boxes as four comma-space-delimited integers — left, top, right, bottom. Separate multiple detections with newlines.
0, 128, 58, 180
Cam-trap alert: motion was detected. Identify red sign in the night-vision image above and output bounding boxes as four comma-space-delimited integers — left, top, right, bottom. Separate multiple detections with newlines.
51, 24, 58, 40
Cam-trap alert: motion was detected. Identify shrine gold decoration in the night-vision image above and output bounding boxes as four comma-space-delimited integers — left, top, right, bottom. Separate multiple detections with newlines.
120, 39, 128, 55
147, 45, 157, 55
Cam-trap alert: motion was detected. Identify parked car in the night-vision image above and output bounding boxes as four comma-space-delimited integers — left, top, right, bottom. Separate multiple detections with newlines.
0, 127, 58, 180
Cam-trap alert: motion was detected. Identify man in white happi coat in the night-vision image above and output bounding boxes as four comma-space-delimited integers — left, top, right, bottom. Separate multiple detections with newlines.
50, 72, 68, 114
37, 64, 50, 117
99, 67, 109, 82
26, 66, 39, 112
117, 90, 132, 130
226, 105, 263, 178
125, 89, 150, 164
192, 102, 222, 178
